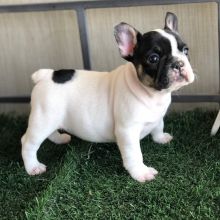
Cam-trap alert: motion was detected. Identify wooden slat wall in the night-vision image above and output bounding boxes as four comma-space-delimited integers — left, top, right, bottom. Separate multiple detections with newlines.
0, 2, 219, 113
0, 10, 83, 114
87, 2, 219, 96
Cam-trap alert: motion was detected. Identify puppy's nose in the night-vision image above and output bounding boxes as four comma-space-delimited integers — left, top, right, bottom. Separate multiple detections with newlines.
171, 61, 184, 70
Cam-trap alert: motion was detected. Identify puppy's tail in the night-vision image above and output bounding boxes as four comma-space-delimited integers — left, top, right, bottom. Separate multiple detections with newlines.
31, 69, 53, 84
211, 110, 220, 136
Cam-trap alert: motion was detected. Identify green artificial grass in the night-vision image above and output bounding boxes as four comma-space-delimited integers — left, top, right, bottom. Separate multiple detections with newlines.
0, 110, 220, 219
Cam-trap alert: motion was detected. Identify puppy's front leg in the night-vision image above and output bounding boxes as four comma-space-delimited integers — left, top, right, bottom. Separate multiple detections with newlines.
115, 126, 158, 182
151, 119, 173, 144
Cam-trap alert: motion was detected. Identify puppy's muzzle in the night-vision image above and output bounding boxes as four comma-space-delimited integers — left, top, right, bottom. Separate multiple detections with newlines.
171, 60, 184, 71
171, 60, 189, 82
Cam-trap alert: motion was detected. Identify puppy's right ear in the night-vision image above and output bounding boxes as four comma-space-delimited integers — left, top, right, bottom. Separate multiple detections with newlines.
114, 22, 141, 60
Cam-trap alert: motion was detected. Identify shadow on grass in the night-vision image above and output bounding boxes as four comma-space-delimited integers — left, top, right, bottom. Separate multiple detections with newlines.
1, 110, 220, 219
0, 114, 69, 220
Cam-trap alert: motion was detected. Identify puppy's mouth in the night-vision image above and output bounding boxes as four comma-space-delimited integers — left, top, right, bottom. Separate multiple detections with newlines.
166, 66, 194, 91
137, 60, 194, 91
154, 67, 194, 91
170, 68, 189, 83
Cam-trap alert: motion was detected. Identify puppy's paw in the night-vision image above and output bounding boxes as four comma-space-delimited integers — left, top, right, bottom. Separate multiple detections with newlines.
48, 132, 71, 144
26, 162, 46, 175
129, 165, 158, 183
153, 132, 173, 144
60, 133, 71, 144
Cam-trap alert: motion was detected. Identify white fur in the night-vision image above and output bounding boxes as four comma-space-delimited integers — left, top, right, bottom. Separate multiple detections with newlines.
211, 110, 220, 136
155, 29, 195, 85
21, 31, 194, 182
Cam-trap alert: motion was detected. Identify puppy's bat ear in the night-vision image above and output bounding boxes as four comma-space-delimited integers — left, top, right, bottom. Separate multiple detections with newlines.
164, 12, 178, 33
114, 22, 141, 60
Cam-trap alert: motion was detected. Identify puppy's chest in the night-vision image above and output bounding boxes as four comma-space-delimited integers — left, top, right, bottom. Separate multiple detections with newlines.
139, 101, 170, 137
140, 99, 170, 122
139, 118, 162, 140
140, 122, 157, 139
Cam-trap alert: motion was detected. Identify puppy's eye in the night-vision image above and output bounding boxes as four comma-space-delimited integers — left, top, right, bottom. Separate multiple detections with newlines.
148, 53, 160, 64
183, 47, 189, 56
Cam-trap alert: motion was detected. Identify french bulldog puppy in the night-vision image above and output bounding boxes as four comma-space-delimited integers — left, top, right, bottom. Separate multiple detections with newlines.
21, 12, 194, 182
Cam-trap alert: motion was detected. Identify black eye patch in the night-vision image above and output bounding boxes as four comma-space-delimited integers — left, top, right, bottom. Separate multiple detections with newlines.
136, 31, 177, 90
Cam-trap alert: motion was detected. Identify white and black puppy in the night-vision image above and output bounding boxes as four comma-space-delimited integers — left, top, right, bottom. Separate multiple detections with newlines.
21, 12, 194, 182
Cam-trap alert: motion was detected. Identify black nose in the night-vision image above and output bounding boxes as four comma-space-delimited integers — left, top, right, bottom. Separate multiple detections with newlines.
171, 61, 184, 70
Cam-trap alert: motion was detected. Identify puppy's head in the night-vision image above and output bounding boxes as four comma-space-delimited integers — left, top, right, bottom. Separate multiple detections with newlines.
114, 12, 194, 91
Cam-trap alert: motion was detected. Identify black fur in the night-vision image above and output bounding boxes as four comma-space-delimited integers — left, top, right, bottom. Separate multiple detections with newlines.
131, 31, 172, 90
114, 13, 188, 91
164, 29, 187, 52
52, 69, 75, 83
129, 31, 188, 90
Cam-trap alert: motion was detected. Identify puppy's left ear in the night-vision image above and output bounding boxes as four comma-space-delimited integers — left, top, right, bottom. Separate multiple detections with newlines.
164, 12, 178, 33
114, 22, 141, 60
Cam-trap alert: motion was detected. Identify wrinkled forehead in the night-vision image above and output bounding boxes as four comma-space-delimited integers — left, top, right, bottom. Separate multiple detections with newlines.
142, 29, 186, 56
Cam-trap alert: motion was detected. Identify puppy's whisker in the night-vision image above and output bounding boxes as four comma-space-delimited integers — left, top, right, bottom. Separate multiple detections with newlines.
191, 67, 199, 81
193, 73, 198, 81
173, 90, 181, 96
192, 69, 198, 74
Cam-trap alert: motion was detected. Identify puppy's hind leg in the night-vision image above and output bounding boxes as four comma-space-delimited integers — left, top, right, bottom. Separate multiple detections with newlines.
48, 130, 71, 144
21, 114, 58, 175
22, 132, 46, 175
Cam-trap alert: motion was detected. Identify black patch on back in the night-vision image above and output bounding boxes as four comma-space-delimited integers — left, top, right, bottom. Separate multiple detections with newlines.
52, 69, 75, 83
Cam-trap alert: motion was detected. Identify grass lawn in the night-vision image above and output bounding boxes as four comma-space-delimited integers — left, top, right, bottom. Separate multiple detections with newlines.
0, 110, 220, 219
